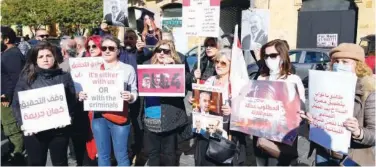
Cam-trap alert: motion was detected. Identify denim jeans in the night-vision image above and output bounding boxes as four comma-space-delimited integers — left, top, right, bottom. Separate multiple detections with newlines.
315, 147, 341, 166
92, 117, 131, 166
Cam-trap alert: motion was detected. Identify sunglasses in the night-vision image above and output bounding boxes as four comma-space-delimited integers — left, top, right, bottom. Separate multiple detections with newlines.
215, 60, 228, 67
205, 43, 217, 48
86, 45, 97, 50
265, 53, 279, 59
38, 35, 49, 38
101, 46, 117, 52
155, 48, 171, 54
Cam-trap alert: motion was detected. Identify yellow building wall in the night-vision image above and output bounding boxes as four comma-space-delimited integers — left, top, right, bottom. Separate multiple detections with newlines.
355, 0, 375, 43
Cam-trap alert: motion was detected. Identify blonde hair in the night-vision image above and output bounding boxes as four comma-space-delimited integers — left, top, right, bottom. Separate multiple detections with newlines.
151, 40, 181, 64
355, 61, 373, 78
214, 48, 232, 62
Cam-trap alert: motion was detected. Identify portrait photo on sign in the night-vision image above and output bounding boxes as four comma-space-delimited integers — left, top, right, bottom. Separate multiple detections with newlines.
241, 9, 269, 51
137, 65, 185, 97
103, 0, 129, 27
192, 84, 223, 116
230, 80, 301, 145
192, 112, 227, 139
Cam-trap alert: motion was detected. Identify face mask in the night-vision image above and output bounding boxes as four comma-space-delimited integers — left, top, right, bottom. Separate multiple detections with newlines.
333, 63, 353, 73
265, 56, 281, 74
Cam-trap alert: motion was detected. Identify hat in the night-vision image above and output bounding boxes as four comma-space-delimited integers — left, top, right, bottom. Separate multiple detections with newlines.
330, 43, 365, 62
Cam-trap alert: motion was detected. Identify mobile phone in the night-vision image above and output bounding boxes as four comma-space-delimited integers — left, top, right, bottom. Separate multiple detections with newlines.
341, 157, 359, 166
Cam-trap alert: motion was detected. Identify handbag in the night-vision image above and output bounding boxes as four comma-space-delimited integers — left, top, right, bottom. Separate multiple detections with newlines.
100, 64, 128, 125
206, 134, 238, 164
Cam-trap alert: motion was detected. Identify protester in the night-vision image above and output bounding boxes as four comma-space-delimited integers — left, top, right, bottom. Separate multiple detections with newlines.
141, 14, 162, 46
194, 48, 246, 165
59, 38, 77, 72
78, 36, 138, 166
0, 26, 25, 165
140, 40, 188, 165
29, 29, 64, 63
300, 43, 375, 166
74, 36, 86, 57
12, 41, 77, 166
253, 39, 304, 166
190, 37, 221, 85
85, 35, 102, 57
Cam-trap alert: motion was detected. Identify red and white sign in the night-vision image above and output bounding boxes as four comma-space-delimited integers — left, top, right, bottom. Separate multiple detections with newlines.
18, 84, 71, 134
69, 57, 103, 92
182, 0, 220, 37
137, 64, 185, 97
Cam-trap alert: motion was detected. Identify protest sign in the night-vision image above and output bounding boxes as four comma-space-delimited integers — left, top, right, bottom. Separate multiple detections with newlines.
230, 80, 301, 145
191, 84, 228, 139
137, 65, 185, 97
69, 57, 103, 92
83, 70, 125, 111
309, 70, 357, 154
103, 0, 129, 27
18, 84, 71, 134
182, 0, 220, 37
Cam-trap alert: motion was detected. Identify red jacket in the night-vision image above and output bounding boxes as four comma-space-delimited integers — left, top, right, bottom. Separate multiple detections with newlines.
365, 55, 375, 73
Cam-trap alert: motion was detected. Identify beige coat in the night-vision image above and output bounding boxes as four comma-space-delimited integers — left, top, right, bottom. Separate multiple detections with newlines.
348, 75, 375, 166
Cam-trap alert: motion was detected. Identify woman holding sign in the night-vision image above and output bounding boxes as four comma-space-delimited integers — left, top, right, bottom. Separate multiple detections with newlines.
300, 43, 375, 166
12, 41, 77, 166
252, 39, 305, 166
78, 36, 138, 166
139, 40, 188, 166
194, 48, 247, 166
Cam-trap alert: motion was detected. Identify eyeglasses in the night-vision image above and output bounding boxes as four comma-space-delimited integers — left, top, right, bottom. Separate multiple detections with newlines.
155, 48, 171, 54
86, 45, 97, 50
38, 34, 49, 38
265, 53, 279, 59
101, 46, 117, 52
205, 43, 217, 48
215, 60, 228, 67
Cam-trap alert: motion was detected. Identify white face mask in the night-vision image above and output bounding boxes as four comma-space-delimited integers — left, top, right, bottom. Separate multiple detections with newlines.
265, 56, 281, 74
333, 63, 353, 73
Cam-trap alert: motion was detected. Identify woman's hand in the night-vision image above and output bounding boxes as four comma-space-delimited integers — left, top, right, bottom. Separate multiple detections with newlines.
163, 57, 175, 65
194, 69, 201, 79
344, 117, 361, 137
222, 105, 231, 115
121, 91, 134, 102
78, 91, 87, 101
257, 137, 271, 147
21, 125, 36, 136
188, 96, 194, 104
299, 111, 313, 124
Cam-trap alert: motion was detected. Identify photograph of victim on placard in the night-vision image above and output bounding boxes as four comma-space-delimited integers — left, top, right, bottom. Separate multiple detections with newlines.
137, 65, 185, 97
191, 84, 223, 116
230, 80, 301, 145
192, 112, 227, 139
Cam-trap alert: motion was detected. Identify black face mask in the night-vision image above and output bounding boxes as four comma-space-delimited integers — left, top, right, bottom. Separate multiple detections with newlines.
1, 40, 7, 52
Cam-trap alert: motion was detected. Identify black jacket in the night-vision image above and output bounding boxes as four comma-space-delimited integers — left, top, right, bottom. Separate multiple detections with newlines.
12, 68, 76, 126
187, 54, 216, 91
139, 54, 189, 133
1, 47, 25, 103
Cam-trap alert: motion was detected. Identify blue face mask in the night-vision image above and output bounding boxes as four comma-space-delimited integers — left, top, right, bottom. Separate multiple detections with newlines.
333, 63, 353, 73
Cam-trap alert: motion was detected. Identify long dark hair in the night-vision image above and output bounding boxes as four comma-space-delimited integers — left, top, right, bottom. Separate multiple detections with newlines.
259, 39, 292, 79
22, 41, 59, 84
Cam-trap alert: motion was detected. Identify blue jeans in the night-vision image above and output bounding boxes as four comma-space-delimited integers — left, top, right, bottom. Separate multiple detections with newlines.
315, 148, 341, 166
92, 117, 131, 166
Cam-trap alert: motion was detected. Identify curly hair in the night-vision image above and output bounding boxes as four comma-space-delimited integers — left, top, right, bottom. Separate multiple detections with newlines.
151, 40, 181, 64
355, 61, 373, 78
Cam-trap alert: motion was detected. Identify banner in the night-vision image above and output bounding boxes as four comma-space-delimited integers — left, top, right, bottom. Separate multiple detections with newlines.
69, 57, 103, 92
18, 84, 71, 134
103, 0, 129, 27
230, 80, 301, 145
83, 70, 125, 111
137, 65, 185, 97
309, 70, 357, 154
241, 9, 269, 51
182, 0, 220, 37
191, 83, 227, 139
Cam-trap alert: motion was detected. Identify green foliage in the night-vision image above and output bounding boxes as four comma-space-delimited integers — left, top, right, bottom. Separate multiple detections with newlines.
1, 0, 103, 36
